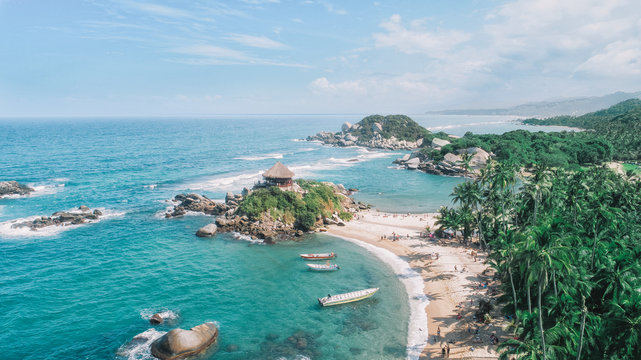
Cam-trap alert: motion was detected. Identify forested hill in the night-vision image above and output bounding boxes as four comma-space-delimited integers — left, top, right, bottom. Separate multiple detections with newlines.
522, 99, 641, 160
522, 98, 641, 128
350, 114, 432, 142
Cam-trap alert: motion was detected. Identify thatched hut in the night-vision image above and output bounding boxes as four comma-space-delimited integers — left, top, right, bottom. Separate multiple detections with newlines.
263, 161, 295, 187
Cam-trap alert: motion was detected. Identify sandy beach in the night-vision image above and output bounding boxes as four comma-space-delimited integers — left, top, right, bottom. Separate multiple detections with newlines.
328, 210, 507, 359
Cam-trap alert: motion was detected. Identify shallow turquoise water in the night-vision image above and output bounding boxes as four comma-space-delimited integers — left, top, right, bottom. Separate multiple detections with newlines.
0, 116, 565, 359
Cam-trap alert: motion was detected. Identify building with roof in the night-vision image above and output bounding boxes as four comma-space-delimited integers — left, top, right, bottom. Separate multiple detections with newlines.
262, 161, 295, 187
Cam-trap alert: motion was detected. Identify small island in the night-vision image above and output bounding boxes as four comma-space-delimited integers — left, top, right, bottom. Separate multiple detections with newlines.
10, 206, 104, 231
307, 114, 450, 150
0, 181, 34, 198
165, 162, 367, 242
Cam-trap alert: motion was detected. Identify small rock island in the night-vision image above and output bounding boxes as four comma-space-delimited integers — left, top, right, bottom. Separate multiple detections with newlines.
11, 206, 104, 231
165, 162, 368, 242
0, 181, 34, 197
307, 114, 434, 150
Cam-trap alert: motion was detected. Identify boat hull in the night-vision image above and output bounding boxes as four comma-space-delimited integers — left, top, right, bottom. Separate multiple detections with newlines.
306, 264, 340, 271
318, 288, 379, 307
300, 253, 336, 260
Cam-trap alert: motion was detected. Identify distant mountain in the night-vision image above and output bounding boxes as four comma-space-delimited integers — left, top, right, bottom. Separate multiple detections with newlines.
428, 91, 641, 117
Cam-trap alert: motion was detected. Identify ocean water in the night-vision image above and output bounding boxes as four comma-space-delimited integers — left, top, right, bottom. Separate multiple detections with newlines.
0, 115, 565, 359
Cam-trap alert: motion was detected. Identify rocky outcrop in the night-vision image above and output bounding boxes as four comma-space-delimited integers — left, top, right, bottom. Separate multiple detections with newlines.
164, 193, 231, 218
166, 183, 367, 243
195, 224, 218, 237
307, 131, 423, 150
151, 322, 219, 360
10, 206, 104, 231
431, 138, 450, 148
0, 181, 34, 197
394, 147, 493, 178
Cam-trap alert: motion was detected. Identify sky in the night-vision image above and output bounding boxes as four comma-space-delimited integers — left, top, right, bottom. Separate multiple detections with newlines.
0, 0, 640, 116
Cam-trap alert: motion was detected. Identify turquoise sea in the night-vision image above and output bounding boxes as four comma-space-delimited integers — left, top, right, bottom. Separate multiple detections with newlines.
0, 115, 568, 359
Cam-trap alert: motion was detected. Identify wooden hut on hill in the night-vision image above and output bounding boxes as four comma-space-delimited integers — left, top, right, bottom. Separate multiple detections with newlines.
262, 161, 295, 187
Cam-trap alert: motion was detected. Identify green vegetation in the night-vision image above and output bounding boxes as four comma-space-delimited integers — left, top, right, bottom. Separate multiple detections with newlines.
436, 162, 641, 359
350, 114, 432, 142
443, 130, 612, 168
523, 98, 641, 161
237, 180, 346, 231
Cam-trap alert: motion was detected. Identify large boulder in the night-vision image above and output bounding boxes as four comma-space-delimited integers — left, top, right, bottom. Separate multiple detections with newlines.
151, 322, 219, 360
196, 224, 218, 237
431, 138, 450, 148
443, 153, 462, 164
406, 158, 421, 170
372, 122, 383, 132
341, 122, 352, 132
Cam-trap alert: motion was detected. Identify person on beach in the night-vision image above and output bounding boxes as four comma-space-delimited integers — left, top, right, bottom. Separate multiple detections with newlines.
446, 344, 450, 357
437, 326, 441, 338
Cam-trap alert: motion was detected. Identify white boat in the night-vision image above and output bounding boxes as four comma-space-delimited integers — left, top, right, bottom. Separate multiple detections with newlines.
300, 252, 336, 260
318, 288, 379, 307
306, 263, 340, 271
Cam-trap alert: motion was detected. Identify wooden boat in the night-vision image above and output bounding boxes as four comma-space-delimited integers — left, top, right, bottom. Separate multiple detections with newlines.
318, 288, 379, 307
300, 252, 336, 260
306, 263, 340, 271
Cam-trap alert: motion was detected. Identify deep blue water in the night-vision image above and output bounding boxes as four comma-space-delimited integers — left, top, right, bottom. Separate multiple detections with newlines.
0, 115, 566, 359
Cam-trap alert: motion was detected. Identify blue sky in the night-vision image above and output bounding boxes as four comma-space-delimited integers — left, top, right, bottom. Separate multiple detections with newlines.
1, 0, 640, 116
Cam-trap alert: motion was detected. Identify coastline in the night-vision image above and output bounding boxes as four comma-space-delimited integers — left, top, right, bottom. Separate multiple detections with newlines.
328, 210, 506, 359
330, 233, 428, 360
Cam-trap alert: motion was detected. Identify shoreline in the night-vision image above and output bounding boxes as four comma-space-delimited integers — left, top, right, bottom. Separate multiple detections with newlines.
328, 210, 506, 359
330, 233, 428, 360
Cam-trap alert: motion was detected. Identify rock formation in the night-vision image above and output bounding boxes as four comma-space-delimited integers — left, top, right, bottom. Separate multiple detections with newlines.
151, 322, 219, 360
164, 193, 231, 218
165, 182, 368, 243
394, 146, 492, 178
0, 181, 34, 197
307, 114, 430, 150
10, 206, 104, 231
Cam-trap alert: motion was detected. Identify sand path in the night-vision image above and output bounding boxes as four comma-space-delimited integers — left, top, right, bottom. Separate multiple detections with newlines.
328, 210, 507, 359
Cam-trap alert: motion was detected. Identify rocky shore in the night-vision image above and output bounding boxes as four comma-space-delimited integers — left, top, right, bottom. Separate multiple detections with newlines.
307, 127, 424, 150
11, 206, 104, 230
393, 145, 491, 178
0, 181, 34, 197
165, 183, 370, 243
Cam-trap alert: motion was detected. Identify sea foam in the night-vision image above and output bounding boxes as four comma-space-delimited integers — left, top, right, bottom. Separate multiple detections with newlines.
0, 208, 125, 238
333, 235, 429, 360
115, 328, 166, 360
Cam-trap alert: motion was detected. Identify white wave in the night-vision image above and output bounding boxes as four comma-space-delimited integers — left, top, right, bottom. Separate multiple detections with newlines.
140, 308, 179, 322
0, 208, 125, 238
231, 232, 264, 244
235, 153, 284, 161
181, 171, 264, 193
51, 177, 70, 182
144, 184, 157, 190
332, 235, 429, 360
116, 328, 166, 360
291, 138, 305, 142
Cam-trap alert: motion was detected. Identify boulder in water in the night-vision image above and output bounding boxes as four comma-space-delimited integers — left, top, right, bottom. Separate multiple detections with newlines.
196, 224, 218, 237
150, 313, 164, 325
0, 181, 34, 197
151, 322, 219, 360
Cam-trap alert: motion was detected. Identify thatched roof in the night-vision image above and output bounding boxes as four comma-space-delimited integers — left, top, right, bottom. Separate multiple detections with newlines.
263, 161, 295, 179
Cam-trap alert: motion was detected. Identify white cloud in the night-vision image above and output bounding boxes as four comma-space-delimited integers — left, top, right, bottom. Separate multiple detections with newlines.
226, 33, 287, 49
173, 44, 249, 61
576, 40, 641, 76
310, 77, 366, 95
124, 1, 191, 18
373, 14, 470, 58
240, 0, 280, 4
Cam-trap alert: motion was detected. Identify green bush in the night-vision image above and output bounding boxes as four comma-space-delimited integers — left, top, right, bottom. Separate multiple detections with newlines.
237, 180, 349, 231
338, 211, 353, 221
